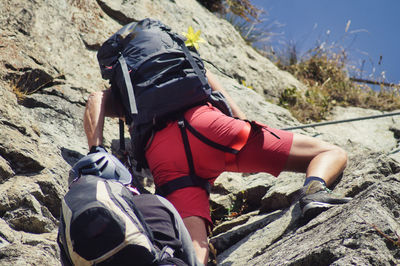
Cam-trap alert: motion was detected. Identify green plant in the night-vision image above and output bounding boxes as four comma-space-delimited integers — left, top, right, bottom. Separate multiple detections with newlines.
268, 20, 400, 122
278, 87, 297, 108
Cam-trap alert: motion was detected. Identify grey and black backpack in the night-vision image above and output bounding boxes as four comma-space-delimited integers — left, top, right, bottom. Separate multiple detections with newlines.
58, 152, 188, 266
97, 18, 232, 129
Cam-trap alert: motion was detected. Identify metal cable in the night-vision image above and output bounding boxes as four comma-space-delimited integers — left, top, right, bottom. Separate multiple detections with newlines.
282, 111, 400, 131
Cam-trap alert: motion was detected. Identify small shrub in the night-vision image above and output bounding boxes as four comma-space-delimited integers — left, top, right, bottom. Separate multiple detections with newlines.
277, 48, 400, 123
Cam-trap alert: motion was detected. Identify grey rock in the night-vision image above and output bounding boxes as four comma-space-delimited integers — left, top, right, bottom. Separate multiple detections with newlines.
0, 156, 14, 183
247, 177, 400, 265
218, 205, 301, 265
316, 106, 400, 158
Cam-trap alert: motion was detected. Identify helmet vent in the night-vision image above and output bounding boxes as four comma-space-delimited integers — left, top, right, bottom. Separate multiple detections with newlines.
99, 161, 109, 173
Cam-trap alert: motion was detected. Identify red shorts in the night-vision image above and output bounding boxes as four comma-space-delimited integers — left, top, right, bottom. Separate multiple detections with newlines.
145, 104, 293, 224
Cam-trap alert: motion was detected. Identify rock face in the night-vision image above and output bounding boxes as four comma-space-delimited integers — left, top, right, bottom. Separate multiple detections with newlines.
0, 0, 399, 265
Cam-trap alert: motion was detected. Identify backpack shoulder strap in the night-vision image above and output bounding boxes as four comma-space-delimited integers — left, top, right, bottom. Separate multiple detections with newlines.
57, 212, 74, 266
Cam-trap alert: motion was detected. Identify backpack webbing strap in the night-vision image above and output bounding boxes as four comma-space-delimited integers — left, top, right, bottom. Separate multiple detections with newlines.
155, 118, 212, 197
119, 119, 125, 151
118, 56, 138, 115
155, 175, 211, 197
182, 118, 239, 154
178, 119, 196, 176
173, 34, 211, 90
183, 117, 251, 171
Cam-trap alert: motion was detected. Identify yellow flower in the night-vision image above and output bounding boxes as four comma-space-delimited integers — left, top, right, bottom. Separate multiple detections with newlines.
182, 26, 205, 50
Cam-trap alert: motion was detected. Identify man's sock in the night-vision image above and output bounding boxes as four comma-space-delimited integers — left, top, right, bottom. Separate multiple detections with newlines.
303, 176, 326, 187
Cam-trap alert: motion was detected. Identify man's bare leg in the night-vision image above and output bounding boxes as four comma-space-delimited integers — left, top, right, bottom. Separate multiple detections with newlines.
183, 216, 208, 265
284, 133, 348, 186
284, 133, 350, 219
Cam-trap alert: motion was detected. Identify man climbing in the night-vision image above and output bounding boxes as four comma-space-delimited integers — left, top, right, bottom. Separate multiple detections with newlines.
83, 18, 351, 264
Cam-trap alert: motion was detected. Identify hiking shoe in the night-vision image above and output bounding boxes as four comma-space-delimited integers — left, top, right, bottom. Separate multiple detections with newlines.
299, 180, 352, 221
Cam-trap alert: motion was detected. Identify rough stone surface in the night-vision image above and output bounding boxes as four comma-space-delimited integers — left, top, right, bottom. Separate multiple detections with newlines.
316, 106, 400, 162
0, 0, 399, 265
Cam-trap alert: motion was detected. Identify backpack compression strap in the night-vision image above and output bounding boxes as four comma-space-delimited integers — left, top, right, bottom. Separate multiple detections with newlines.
172, 34, 211, 91
118, 56, 138, 115
117, 55, 136, 153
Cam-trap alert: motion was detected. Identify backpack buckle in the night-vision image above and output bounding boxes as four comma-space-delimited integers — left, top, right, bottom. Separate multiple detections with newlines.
177, 119, 185, 128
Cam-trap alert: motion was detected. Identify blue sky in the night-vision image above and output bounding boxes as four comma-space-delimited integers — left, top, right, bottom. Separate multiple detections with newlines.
252, 0, 399, 86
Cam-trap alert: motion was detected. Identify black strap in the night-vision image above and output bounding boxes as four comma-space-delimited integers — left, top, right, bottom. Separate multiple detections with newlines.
245, 120, 281, 139
178, 119, 195, 176
155, 175, 211, 197
128, 157, 151, 195
183, 118, 239, 154
173, 34, 211, 90
155, 118, 215, 197
118, 119, 150, 194
119, 119, 125, 151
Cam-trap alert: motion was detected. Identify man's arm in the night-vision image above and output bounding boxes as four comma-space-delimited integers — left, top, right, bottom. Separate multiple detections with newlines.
83, 89, 124, 149
205, 70, 247, 120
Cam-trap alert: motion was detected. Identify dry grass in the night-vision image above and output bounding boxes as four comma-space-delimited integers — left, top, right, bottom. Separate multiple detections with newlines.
10, 73, 43, 100
276, 49, 400, 122
8, 69, 61, 101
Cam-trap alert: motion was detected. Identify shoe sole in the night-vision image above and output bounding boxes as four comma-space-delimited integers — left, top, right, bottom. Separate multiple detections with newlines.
302, 202, 335, 220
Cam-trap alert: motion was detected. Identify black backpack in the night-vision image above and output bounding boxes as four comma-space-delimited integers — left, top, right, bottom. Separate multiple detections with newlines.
57, 175, 188, 266
97, 18, 225, 127
97, 18, 238, 197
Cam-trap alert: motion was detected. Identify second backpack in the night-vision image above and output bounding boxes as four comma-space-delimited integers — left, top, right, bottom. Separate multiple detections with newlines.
57, 175, 187, 265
